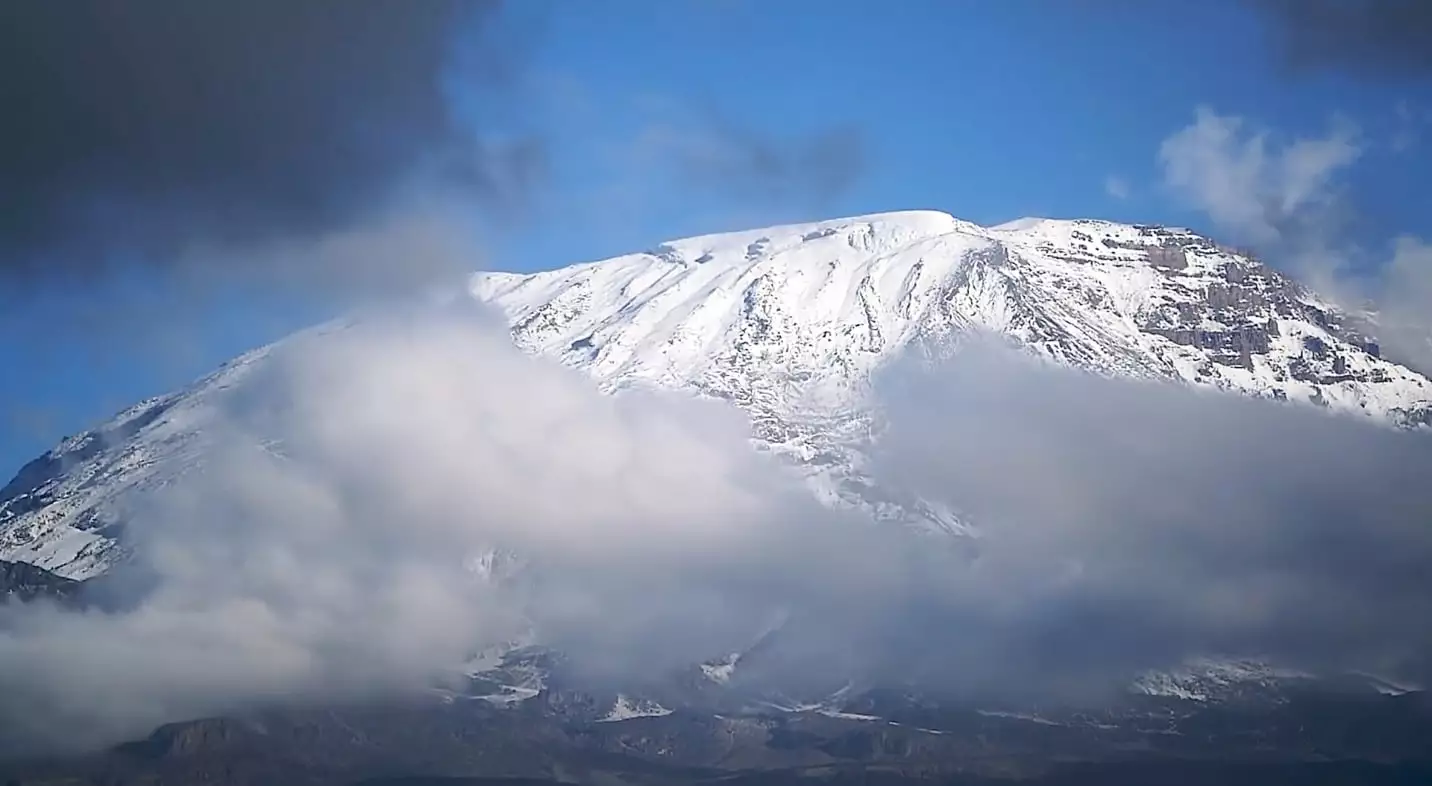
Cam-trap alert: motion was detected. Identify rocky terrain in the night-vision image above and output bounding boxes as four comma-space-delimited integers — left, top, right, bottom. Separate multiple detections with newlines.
0, 682, 1428, 785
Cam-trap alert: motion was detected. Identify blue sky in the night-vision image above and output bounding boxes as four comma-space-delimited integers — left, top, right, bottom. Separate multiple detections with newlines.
4, 0, 1431, 475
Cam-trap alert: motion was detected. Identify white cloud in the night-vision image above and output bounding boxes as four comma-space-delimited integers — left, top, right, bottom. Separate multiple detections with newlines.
1103, 175, 1131, 200
870, 340, 1432, 698
0, 302, 870, 752
1371, 235, 1432, 372
6, 313, 1432, 751
1156, 106, 1432, 375
1158, 106, 1361, 246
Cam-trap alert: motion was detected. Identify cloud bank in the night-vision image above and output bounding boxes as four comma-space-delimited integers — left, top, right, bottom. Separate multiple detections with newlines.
871, 341, 1432, 698
5, 319, 1432, 752
0, 301, 882, 752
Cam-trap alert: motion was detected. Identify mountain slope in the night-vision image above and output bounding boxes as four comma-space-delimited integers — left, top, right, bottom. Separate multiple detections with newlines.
3, 209, 1431, 579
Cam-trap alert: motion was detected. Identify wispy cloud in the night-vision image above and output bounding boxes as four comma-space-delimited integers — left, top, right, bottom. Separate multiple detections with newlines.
1158, 106, 1361, 248
1392, 100, 1419, 153
1157, 105, 1432, 374
629, 105, 867, 212
1103, 175, 1131, 200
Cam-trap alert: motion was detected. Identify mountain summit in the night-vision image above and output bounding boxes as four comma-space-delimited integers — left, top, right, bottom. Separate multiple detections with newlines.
3, 209, 1430, 578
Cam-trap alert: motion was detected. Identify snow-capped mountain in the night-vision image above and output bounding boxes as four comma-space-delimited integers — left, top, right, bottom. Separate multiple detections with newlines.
3, 209, 1431, 580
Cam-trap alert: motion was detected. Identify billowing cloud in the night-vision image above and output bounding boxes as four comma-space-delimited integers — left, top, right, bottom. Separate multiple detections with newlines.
1158, 106, 1361, 248
6, 323, 1432, 752
867, 339, 1432, 698
0, 300, 875, 752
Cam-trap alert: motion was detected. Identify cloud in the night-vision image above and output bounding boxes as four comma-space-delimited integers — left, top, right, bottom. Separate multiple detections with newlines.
6, 318, 1432, 752
1157, 106, 1432, 375
1251, 0, 1432, 79
0, 0, 539, 290
632, 110, 867, 210
177, 195, 494, 306
1369, 236, 1432, 373
0, 2, 551, 461
0, 300, 887, 753
1103, 175, 1132, 200
0, 303, 807, 750
866, 339, 1432, 699
1392, 101, 1421, 152
1158, 106, 1361, 248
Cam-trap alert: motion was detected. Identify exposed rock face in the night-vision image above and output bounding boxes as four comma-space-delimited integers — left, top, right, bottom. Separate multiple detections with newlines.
116, 717, 270, 759
1147, 245, 1187, 270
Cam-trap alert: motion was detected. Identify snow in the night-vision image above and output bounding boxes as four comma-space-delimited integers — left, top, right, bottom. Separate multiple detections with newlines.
976, 709, 1064, 726
598, 695, 674, 722
817, 709, 880, 721
5, 209, 1431, 579
475, 685, 541, 706
1132, 657, 1314, 701
700, 653, 741, 685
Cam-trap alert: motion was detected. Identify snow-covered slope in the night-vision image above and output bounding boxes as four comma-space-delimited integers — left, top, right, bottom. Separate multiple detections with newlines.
4, 210, 1431, 578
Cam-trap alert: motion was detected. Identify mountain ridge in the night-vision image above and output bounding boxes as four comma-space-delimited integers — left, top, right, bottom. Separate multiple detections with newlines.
3, 209, 1431, 579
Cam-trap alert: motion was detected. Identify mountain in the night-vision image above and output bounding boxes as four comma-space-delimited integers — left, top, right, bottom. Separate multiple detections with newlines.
0, 559, 80, 604
5, 209, 1432, 780
4, 209, 1429, 579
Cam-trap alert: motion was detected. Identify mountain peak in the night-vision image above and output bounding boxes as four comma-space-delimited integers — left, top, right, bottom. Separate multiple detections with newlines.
5, 210, 1432, 578
471, 211, 1426, 415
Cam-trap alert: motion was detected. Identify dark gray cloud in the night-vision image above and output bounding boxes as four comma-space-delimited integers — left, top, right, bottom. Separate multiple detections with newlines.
691, 122, 866, 207
1253, 0, 1432, 78
0, 0, 539, 285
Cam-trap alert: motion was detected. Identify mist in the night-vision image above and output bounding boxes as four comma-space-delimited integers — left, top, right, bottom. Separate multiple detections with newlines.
0, 301, 889, 752
6, 317, 1432, 751
869, 340, 1432, 696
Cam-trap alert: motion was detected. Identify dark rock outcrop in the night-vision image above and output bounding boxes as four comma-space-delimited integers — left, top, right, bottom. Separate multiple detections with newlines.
0, 559, 80, 604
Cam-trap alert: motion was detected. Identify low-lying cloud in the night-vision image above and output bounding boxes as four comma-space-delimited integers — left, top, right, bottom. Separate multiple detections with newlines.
5, 319, 1432, 752
0, 302, 882, 752
871, 340, 1432, 697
